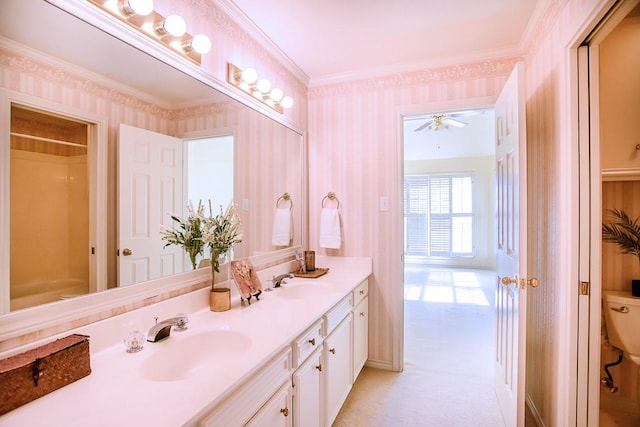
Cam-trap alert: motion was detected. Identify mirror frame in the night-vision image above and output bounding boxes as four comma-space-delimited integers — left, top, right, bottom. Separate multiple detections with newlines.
0, 0, 306, 349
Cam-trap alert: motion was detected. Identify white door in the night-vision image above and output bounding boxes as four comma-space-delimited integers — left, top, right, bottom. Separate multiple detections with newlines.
494, 62, 534, 427
118, 124, 184, 286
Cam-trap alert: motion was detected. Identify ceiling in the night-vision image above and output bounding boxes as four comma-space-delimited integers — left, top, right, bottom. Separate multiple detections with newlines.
1, 0, 542, 161
230, 0, 542, 161
230, 0, 542, 84
403, 110, 495, 161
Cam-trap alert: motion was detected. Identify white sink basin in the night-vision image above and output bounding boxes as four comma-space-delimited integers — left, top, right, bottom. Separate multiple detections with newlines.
139, 330, 252, 382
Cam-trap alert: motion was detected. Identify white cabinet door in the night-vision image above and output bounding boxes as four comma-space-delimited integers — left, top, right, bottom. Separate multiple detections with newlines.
323, 314, 353, 427
245, 381, 293, 427
352, 295, 368, 382
293, 347, 322, 427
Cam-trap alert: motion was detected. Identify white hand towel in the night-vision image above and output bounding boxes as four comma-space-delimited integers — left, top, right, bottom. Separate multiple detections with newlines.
319, 207, 342, 249
272, 207, 293, 246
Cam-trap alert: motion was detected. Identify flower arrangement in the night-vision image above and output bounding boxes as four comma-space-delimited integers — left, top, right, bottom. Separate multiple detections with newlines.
201, 200, 243, 287
602, 208, 640, 267
160, 201, 205, 270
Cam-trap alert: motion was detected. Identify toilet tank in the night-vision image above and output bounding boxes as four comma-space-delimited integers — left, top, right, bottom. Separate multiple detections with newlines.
603, 291, 640, 362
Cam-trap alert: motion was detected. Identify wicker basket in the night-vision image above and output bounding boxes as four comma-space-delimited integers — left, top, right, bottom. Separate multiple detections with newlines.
0, 334, 91, 415
210, 287, 231, 312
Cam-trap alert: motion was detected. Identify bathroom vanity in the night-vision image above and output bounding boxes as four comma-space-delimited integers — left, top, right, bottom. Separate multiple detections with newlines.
0, 256, 371, 426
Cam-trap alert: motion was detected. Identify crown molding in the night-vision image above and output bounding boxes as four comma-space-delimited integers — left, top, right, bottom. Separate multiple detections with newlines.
308, 56, 522, 97
309, 46, 524, 88
214, 0, 309, 85
0, 37, 173, 116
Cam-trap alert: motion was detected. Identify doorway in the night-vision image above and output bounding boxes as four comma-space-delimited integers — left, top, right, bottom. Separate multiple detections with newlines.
402, 108, 501, 422
0, 90, 108, 314
579, 1, 640, 425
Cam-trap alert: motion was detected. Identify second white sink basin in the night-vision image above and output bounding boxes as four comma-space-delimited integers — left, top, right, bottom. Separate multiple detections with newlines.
139, 330, 252, 382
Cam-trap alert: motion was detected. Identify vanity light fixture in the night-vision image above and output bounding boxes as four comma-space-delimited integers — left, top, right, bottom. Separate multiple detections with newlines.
119, 0, 153, 16
88, 0, 211, 65
155, 14, 187, 37
227, 63, 294, 114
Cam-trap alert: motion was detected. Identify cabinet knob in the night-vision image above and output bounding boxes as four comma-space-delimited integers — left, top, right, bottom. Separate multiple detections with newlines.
280, 407, 289, 417
359, 289, 365, 295
316, 364, 322, 372
329, 347, 336, 354
360, 311, 366, 317
308, 338, 316, 346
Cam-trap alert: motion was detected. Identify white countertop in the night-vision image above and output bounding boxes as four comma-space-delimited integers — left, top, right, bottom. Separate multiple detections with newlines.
0, 256, 371, 427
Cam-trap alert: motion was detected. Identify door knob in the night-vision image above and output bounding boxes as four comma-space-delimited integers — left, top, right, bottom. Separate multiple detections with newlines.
501, 276, 518, 286
501, 275, 539, 289
525, 278, 540, 288
122, 248, 133, 256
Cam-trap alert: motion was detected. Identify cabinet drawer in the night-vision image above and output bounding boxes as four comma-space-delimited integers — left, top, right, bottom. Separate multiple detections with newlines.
244, 381, 293, 427
352, 279, 369, 306
324, 294, 352, 336
292, 319, 323, 368
198, 347, 292, 426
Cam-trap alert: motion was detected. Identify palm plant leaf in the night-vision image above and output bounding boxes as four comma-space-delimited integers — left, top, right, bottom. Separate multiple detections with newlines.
602, 209, 640, 260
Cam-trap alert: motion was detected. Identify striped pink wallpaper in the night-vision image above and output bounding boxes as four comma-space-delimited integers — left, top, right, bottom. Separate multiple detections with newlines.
1, 0, 619, 423
308, 0, 615, 424
308, 58, 519, 367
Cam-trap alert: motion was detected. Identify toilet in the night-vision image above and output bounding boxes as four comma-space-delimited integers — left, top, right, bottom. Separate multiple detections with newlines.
603, 290, 640, 365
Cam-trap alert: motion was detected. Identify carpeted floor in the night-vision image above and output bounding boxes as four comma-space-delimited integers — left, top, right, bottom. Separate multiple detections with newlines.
333, 267, 505, 427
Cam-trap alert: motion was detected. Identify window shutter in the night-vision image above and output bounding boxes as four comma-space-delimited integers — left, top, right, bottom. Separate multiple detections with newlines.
404, 174, 474, 258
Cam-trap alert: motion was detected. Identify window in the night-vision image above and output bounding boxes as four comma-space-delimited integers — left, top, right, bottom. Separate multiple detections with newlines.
404, 174, 474, 258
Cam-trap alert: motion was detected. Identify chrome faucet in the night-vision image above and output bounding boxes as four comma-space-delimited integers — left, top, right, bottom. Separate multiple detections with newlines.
146, 315, 188, 343
272, 273, 293, 288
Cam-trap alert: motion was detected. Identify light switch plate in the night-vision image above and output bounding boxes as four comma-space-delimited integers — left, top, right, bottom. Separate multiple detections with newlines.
379, 196, 389, 211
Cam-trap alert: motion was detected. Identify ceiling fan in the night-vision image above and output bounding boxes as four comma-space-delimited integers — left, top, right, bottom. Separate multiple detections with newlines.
413, 114, 467, 132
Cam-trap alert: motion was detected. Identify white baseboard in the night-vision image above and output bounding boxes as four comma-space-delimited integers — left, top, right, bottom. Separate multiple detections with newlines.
364, 359, 395, 371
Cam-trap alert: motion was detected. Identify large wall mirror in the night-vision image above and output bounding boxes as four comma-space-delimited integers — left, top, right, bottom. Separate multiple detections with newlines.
0, 0, 304, 321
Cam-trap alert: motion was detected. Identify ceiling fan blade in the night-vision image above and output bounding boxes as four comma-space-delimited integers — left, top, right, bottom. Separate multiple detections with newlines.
443, 117, 467, 128
414, 120, 434, 132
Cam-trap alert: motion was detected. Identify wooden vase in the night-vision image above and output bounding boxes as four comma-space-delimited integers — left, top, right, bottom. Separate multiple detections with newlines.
210, 287, 231, 312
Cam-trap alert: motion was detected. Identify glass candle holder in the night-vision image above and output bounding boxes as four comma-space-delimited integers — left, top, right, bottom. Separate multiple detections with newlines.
124, 330, 146, 353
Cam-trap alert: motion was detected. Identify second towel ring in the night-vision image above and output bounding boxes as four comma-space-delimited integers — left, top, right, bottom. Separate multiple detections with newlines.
321, 192, 340, 209
276, 193, 293, 210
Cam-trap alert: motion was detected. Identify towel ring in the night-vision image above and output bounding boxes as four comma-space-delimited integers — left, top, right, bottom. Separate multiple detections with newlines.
276, 193, 293, 210
321, 192, 340, 209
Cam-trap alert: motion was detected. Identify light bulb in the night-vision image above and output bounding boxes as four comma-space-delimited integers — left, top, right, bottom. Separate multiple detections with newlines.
190, 34, 211, 54
256, 78, 271, 94
103, 0, 119, 14
241, 68, 258, 84
123, 0, 153, 16
270, 88, 284, 102
162, 14, 186, 37
281, 96, 294, 109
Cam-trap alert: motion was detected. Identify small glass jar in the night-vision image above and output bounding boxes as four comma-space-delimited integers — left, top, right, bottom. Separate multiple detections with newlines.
124, 330, 146, 353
